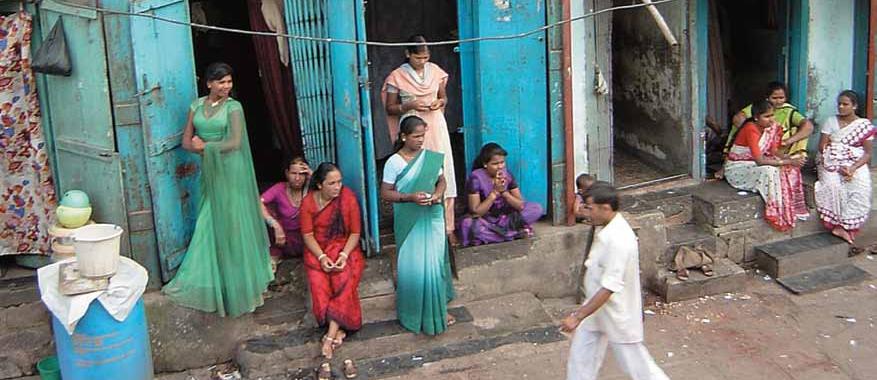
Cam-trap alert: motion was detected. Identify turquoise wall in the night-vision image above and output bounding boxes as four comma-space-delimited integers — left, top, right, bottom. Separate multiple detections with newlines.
805, 0, 856, 124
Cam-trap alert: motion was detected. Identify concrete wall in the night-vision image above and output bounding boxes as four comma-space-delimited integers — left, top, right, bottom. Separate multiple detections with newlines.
611, 0, 689, 174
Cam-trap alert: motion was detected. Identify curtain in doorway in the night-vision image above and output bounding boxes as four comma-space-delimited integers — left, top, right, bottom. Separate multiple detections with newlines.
0, 12, 57, 255
246, 0, 304, 158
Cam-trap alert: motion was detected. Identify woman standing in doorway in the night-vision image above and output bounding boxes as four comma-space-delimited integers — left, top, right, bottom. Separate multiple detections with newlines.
815, 90, 875, 244
300, 163, 366, 359
381, 116, 456, 336
382, 35, 458, 245
163, 62, 273, 317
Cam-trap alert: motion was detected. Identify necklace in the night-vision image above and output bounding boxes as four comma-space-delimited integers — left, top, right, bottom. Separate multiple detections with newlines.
398, 148, 419, 161
286, 185, 304, 207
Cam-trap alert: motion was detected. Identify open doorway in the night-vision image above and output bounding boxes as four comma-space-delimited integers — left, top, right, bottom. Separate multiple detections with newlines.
189, 0, 300, 188
610, 6, 690, 188
364, 0, 466, 234
704, 0, 788, 173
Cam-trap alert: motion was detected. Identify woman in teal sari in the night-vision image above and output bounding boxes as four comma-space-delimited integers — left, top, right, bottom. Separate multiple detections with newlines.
381, 116, 456, 335
162, 62, 273, 317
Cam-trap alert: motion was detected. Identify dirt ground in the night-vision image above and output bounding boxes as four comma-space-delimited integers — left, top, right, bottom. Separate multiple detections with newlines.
381, 252, 877, 380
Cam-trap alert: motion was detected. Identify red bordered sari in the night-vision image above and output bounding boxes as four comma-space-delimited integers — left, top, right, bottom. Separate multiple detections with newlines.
300, 187, 365, 331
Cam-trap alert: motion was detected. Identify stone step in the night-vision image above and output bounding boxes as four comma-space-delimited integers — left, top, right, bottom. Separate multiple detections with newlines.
755, 233, 849, 278
622, 188, 693, 226
662, 224, 717, 265
236, 292, 558, 379
655, 258, 747, 302
776, 263, 871, 294
691, 181, 763, 227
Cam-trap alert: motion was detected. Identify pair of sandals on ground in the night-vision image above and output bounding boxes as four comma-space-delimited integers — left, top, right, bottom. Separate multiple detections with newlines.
672, 243, 715, 281
319, 331, 357, 379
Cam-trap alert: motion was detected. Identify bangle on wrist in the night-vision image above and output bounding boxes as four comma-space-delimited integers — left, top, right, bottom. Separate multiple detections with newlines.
317, 254, 327, 261
339, 251, 349, 259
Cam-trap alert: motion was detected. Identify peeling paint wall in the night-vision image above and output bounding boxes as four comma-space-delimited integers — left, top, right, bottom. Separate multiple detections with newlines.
805, 0, 856, 125
611, 0, 689, 174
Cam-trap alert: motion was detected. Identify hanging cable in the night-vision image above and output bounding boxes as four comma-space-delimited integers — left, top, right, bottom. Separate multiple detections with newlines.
53, 0, 680, 47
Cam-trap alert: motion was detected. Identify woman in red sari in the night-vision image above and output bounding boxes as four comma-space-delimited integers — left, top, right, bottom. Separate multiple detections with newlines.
300, 163, 365, 360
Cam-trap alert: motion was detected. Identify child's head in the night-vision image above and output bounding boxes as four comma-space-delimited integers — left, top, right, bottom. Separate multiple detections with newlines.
576, 173, 595, 196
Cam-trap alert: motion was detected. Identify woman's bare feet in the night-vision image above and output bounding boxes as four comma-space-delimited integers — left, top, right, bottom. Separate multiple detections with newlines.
832, 227, 854, 244
446, 314, 456, 327
321, 335, 334, 359
332, 330, 347, 349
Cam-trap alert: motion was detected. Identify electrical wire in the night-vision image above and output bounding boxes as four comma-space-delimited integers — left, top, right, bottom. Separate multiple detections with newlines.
54, 0, 679, 47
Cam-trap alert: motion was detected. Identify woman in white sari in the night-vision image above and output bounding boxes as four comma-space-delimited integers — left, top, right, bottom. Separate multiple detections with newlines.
816, 90, 875, 244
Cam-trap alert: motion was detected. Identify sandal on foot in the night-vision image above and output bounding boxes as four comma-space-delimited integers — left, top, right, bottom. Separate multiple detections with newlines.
321, 335, 334, 359
343, 359, 358, 379
676, 268, 689, 281
446, 315, 457, 327
701, 264, 715, 277
317, 362, 332, 380
332, 330, 347, 349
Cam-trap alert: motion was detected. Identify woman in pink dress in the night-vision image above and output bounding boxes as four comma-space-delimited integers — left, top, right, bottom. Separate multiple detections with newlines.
382, 35, 458, 244
260, 157, 311, 265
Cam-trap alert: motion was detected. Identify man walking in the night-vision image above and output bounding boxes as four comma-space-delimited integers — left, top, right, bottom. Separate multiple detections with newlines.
560, 185, 669, 380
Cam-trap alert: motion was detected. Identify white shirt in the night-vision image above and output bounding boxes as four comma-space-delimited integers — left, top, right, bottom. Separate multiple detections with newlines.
580, 213, 644, 343
382, 152, 443, 185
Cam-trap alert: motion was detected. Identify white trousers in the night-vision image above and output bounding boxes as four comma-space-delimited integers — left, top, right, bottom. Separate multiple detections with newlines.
567, 328, 669, 380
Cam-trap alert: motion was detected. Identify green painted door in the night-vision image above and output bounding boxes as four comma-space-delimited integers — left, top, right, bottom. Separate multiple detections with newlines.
38, 0, 130, 253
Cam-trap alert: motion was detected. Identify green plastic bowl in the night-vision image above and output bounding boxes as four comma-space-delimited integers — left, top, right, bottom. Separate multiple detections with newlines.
36, 355, 60, 380
60, 189, 91, 208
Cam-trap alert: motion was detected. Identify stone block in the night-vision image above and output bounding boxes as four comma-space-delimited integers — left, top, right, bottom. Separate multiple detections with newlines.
638, 188, 693, 225
627, 212, 667, 291
691, 182, 763, 227
0, 281, 39, 308
0, 302, 49, 330
145, 292, 257, 373
657, 258, 747, 302
0, 357, 23, 380
755, 233, 849, 278
716, 229, 748, 263
0, 325, 52, 377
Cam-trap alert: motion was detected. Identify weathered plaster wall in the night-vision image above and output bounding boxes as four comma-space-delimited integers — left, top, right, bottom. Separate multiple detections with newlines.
611, 0, 689, 174
805, 0, 856, 125
571, 0, 613, 180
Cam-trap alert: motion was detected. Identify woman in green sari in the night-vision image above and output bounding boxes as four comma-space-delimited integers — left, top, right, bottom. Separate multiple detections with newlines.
162, 62, 273, 317
381, 116, 455, 335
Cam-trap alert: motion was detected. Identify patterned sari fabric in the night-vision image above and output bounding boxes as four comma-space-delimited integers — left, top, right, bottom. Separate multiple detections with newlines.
724, 122, 808, 231
815, 117, 876, 236
0, 12, 56, 255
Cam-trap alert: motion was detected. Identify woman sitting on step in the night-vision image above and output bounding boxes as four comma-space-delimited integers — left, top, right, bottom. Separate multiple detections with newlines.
458, 143, 543, 246
300, 163, 366, 359
723, 99, 809, 232
815, 90, 875, 244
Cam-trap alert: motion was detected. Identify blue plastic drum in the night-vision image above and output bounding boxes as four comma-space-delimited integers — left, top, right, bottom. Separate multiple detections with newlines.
51, 298, 153, 380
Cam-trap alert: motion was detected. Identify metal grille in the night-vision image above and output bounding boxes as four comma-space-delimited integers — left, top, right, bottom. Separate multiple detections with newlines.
286, 0, 335, 164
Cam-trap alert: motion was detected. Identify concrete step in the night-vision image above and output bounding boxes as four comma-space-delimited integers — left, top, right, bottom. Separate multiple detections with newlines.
622, 188, 693, 225
755, 233, 849, 278
691, 181, 763, 227
655, 258, 746, 302
236, 292, 559, 379
776, 263, 871, 294
663, 224, 717, 265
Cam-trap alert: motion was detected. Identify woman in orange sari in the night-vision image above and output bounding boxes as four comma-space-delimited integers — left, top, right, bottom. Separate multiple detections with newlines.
383, 35, 458, 244
300, 163, 365, 360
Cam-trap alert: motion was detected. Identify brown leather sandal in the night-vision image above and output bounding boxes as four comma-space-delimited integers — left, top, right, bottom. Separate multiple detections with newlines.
321, 335, 334, 359
676, 267, 690, 281
343, 359, 358, 379
701, 263, 715, 277
317, 362, 332, 380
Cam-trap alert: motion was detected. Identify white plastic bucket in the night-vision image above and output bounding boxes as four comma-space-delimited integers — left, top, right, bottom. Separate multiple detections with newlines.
71, 224, 124, 278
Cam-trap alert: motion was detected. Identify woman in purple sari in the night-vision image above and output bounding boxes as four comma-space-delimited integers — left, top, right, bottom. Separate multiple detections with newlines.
458, 143, 543, 246
260, 157, 311, 264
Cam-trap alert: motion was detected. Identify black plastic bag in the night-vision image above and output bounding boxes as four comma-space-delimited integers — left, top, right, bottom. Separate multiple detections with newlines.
32, 18, 72, 76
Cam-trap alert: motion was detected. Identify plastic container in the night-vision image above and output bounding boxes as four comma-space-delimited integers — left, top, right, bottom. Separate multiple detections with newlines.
71, 224, 124, 278
56, 205, 92, 228
36, 355, 60, 380
52, 299, 153, 380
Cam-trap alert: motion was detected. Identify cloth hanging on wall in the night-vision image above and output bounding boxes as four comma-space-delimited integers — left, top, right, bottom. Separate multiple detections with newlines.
260, 0, 289, 67
246, 0, 303, 158
0, 11, 57, 255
